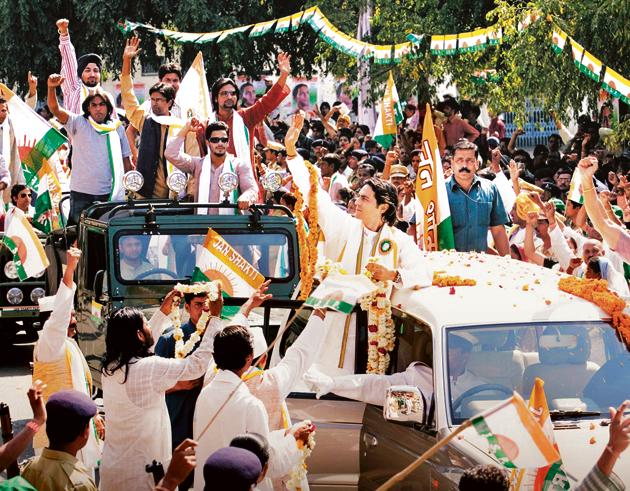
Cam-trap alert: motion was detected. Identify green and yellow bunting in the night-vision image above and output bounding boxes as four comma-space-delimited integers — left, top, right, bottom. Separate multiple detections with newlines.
603, 67, 630, 105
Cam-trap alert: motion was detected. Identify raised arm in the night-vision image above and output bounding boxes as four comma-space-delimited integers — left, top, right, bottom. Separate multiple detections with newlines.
241, 52, 291, 127
579, 157, 625, 251
164, 120, 204, 175
35, 247, 80, 362
285, 112, 353, 237
120, 36, 146, 131
56, 19, 80, 104
523, 212, 546, 266
47, 74, 70, 125
25, 71, 37, 109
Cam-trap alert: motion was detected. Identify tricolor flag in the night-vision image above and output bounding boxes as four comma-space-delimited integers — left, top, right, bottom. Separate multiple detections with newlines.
487, 26, 503, 45
275, 15, 292, 33
414, 104, 454, 251
249, 19, 276, 37
602, 67, 630, 105
510, 378, 570, 490
175, 52, 212, 121
2, 213, 49, 281
216, 25, 252, 43
0, 83, 66, 201
32, 175, 56, 235
373, 45, 393, 64
443, 34, 458, 55
458, 29, 487, 53
430, 35, 445, 55
570, 39, 585, 69
579, 50, 603, 82
551, 28, 567, 55
470, 393, 561, 469
567, 167, 584, 204
393, 43, 413, 62
373, 72, 403, 149
195, 228, 265, 298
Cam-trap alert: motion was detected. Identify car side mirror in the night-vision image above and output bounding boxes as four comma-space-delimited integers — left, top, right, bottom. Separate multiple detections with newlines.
383, 385, 427, 425
93, 270, 106, 301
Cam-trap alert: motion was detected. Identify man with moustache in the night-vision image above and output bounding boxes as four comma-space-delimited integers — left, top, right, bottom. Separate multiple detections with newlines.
445, 140, 509, 254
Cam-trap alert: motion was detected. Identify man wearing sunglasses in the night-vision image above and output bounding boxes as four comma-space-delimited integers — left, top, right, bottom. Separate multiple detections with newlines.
165, 120, 258, 215
208, 53, 292, 198
3, 184, 33, 231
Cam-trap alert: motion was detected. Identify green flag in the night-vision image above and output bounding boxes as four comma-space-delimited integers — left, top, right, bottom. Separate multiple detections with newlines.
191, 266, 240, 320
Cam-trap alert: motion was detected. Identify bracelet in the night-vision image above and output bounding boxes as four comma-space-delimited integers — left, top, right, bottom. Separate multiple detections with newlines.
286, 153, 297, 158
25, 420, 40, 433
582, 186, 595, 192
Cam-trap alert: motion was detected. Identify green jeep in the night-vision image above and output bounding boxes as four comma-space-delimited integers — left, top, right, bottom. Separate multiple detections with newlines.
49, 199, 303, 386
0, 230, 47, 343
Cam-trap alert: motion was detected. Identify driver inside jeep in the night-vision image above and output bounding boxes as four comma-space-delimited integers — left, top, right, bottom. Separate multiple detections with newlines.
303, 334, 488, 407
119, 235, 155, 280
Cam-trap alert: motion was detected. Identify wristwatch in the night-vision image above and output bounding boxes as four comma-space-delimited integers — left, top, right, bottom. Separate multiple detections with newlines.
393, 270, 402, 284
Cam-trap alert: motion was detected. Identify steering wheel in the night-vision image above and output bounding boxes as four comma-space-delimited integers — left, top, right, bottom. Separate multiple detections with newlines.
452, 384, 513, 412
134, 268, 179, 280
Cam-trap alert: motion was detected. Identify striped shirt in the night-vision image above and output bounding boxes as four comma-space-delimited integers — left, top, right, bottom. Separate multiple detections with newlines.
575, 466, 624, 491
58, 33, 116, 115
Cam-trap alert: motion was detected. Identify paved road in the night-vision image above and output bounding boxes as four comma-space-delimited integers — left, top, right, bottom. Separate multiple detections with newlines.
0, 335, 36, 480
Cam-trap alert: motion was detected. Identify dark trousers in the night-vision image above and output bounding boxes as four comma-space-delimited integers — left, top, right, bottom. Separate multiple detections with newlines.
69, 191, 109, 226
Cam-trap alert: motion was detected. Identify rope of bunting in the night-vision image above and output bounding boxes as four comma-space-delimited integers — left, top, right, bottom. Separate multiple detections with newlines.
118, 8, 629, 103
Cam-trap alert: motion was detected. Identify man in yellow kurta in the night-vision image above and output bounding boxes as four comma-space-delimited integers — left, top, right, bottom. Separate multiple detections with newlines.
32, 247, 103, 472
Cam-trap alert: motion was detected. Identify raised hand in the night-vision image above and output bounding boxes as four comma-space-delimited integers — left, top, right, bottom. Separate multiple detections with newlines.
241, 280, 272, 317
56, 18, 69, 35
285, 110, 305, 155
277, 51, 291, 75
123, 36, 142, 60
47, 74, 64, 88
27, 71, 37, 94
159, 289, 183, 316
66, 247, 81, 272
28, 380, 46, 425
509, 159, 520, 180
208, 283, 224, 317
578, 156, 598, 179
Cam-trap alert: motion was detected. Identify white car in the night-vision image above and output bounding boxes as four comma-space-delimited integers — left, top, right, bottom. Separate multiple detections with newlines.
272, 251, 630, 489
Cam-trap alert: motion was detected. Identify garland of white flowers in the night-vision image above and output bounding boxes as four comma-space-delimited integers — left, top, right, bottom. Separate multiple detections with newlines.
287, 426, 316, 490
170, 281, 221, 359
361, 257, 395, 374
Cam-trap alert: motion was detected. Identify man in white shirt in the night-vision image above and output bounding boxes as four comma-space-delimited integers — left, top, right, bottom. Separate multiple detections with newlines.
193, 324, 309, 490
318, 153, 348, 202
32, 247, 103, 473
100, 288, 223, 491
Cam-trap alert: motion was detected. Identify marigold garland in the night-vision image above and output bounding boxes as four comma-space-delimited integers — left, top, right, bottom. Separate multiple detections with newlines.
432, 271, 477, 287
286, 426, 316, 490
558, 276, 630, 350
294, 160, 320, 300
361, 257, 395, 374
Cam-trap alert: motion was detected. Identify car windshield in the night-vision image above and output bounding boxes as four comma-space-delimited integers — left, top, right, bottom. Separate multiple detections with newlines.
446, 322, 630, 423
115, 230, 292, 285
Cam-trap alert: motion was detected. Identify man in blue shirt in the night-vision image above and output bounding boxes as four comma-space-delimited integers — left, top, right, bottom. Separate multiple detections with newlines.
445, 140, 509, 254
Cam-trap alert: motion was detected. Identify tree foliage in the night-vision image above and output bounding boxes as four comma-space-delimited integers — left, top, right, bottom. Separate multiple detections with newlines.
0, 0, 628, 124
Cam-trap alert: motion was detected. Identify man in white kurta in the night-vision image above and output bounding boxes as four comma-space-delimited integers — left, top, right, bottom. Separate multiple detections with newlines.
193, 325, 302, 491
32, 247, 101, 471
285, 115, 432, 376
100, 297, 223, 491
213, 304, 329, 490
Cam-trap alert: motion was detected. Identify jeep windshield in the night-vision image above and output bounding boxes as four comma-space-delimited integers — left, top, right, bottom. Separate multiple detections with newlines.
445, 322, 630, 424
114, 229, 292, 286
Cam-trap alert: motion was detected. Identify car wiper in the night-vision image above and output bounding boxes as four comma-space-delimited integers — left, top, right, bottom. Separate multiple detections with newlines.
549, 410, 601, 421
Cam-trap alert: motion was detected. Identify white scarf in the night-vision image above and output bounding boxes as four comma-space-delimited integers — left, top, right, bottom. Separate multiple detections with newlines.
197, 154, 237, 215
151, 114, 186, 184
87, 117, 125, 200
209, 110, 251, 169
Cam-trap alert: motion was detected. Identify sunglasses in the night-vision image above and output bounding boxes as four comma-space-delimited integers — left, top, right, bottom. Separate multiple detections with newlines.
219, 90, 237, 97
19, 193, 31, 198
209, 137, 229, 144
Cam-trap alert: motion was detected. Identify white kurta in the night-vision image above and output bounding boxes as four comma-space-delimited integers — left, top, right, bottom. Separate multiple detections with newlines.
287, 154, 433, 376
33, 281, 101, 469
193, 370, 301, 491
100, 314, 221, 491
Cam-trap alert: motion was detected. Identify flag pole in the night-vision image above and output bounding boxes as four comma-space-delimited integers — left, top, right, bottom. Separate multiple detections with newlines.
375, 419, 472, 491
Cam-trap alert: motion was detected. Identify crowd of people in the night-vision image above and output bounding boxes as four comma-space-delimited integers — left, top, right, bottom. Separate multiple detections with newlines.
0, 13, 630, 491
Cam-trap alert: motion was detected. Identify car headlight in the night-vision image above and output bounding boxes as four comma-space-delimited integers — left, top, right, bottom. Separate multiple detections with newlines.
4, 261, 18, 280
7, 288, 23, 305
32, 268, 45, 278
30, 288, 45, 303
